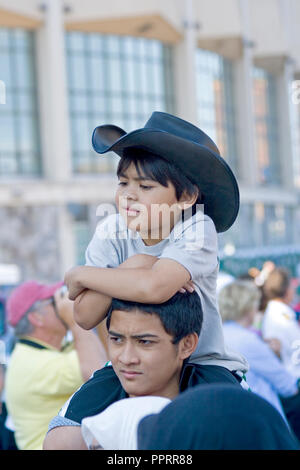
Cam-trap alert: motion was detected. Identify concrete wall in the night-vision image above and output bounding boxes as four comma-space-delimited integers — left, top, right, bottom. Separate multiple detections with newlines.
0, 206, 61, 282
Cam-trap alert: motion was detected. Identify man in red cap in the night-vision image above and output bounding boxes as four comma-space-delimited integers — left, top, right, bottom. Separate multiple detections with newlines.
4, 281, 107, 450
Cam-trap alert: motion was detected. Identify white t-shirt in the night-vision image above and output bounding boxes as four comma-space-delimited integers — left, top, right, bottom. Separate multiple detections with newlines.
85, 211, 248, 373
82, 396, 171, 450
262, 300, 300, 378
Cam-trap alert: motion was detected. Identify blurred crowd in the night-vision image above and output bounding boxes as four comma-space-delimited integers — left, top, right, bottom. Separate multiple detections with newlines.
218, 262, 300, 439
1, 261, 300, 450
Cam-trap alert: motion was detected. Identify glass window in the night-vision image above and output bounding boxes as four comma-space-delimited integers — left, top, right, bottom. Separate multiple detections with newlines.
74, 221, 91, 265
264, 204, 293, 246
253, 68, 281, 185
0, 28, 41, 177
196, 49, 238, 176
219, 202, 295, 252
254, 202, 294, 246
66, 32, 175, 174
218, 203, 255, 251
290, 82, 300, 189
0, 115, 15, 152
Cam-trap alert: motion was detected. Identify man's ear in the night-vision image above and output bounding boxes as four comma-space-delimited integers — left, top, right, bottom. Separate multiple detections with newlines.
178, 333, 199, 361
27, 312, 44, 328
178, 188, 200, 211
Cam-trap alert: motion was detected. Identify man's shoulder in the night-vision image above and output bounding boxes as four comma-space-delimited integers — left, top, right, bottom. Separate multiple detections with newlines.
265, 301, 296, 322
62, 365, 127, 423
223, 324, 254, 357
179, 362, 240, 391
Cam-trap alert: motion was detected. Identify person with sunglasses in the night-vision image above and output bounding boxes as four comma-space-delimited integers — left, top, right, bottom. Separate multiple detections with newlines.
4, 281, 107, 450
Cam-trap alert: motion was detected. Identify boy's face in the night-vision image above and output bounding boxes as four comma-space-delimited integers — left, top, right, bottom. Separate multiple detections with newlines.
107, 309, 185, 399
115, 162, 182, 244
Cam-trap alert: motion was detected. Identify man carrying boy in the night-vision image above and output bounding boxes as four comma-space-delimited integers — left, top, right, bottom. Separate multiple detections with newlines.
44, 291, 241, 449
43, 111, 248, 450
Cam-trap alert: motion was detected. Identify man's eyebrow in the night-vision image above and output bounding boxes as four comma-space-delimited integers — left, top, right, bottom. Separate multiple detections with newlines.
108, 330, 123, 337
132, 334, 159, 339
108, 330, 159, 339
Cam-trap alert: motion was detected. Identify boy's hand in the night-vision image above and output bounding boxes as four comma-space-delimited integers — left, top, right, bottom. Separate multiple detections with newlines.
179, 280, 195, 294
64, 266, 86, 300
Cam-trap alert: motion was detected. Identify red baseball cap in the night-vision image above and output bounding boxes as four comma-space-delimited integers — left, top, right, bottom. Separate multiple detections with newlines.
6, 280, 64, 327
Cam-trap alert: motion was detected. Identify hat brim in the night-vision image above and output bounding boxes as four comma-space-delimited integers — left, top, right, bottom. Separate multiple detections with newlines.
38, 281, 64, 301
92, 125, 239, 233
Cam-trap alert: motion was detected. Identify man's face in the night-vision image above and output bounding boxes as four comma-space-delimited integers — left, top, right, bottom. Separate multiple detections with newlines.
107, 309, 184, 399
34, 296, 67, 337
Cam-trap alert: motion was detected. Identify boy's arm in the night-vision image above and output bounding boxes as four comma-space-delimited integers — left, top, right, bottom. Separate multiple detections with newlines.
74, 290, 110, 330
73, 255, 195, 330
73, 255, 160, 330
66, 257, 191, 305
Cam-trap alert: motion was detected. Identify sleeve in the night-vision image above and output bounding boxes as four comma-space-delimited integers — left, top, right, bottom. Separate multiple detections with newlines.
85, 215, 121, 268
242, 336, 298, 398
160, 213, 218, 279
47, 415, 80, 432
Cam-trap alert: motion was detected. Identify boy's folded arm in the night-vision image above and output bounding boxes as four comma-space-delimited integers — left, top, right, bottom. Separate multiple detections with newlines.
148, 258, 191, 302
67, 257, 190, 305
73, 289, 111, 330
73, 254, 161, 329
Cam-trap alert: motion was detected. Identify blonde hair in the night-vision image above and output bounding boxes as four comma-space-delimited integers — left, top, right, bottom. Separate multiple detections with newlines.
218, 280, 261, 322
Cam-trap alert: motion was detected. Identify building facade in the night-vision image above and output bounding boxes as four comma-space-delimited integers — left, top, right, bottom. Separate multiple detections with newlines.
0, 0, 299, 282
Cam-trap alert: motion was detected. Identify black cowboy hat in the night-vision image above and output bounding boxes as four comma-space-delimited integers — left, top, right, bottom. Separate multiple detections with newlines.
92, 111, 239, 233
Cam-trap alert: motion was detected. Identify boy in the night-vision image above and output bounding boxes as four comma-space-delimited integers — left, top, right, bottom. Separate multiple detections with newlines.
65, 111, 247, 377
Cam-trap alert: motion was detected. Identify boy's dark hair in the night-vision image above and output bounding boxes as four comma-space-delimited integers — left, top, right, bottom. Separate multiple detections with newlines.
117, 148, 203, 209
106, 291, 203, 345
262, 267, 291, 301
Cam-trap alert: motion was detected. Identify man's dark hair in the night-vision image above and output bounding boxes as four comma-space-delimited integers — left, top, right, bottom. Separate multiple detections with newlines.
106, 291, 203, 344
117, 148, 203, 209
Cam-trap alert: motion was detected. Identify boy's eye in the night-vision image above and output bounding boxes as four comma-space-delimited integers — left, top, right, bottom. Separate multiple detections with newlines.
118, 181, 127, 186
140, 185, 153, 190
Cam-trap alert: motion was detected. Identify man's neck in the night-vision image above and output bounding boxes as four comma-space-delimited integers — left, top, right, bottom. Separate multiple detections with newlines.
24, 331, 64, 350
129, 387, 179, 400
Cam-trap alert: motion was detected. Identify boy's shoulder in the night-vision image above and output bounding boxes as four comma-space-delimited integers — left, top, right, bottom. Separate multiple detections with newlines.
172, 210, 217, 242
86, 213, 128, 267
